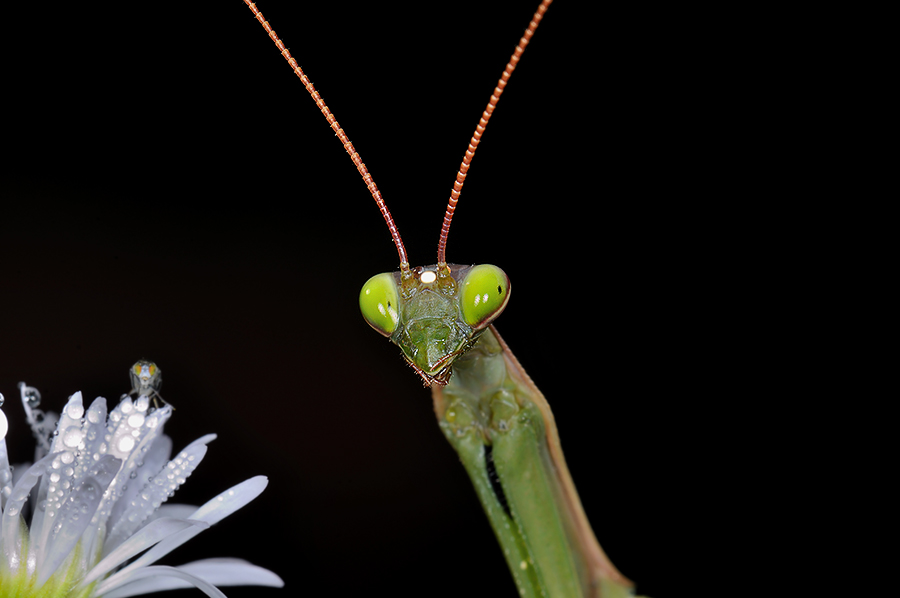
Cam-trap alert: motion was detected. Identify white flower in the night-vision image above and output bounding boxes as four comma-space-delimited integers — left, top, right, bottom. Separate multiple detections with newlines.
0, 383, 283, 597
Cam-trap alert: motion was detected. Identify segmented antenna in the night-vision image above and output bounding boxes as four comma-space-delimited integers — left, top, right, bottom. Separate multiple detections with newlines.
436, 0, 553, 267
244, 1, 410, 273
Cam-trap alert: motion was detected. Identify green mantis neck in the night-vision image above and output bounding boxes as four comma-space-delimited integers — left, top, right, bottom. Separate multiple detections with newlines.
432, 327, 636, 598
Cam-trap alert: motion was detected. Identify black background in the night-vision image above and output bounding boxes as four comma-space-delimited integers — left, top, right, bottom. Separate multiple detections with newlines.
1, 1, 760, 596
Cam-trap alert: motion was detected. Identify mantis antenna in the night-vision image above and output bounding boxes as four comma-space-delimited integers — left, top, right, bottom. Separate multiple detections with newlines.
243, 1, 410, 275
436, 0, 553, 268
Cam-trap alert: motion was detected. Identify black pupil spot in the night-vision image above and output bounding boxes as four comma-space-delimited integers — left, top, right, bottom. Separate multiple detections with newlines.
497, 285, 502, 294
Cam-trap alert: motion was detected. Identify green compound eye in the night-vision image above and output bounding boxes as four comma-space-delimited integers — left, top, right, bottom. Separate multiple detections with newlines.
360, 273, 401, 337
460, 264, 510, 329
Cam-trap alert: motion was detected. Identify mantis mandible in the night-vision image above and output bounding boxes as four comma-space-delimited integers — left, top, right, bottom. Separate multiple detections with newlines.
243, 1, 643, 596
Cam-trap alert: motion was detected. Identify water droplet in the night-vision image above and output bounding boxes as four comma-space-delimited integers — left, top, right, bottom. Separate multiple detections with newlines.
63, 427, 84, 448
135, 395, 150, 412
117, 436, 136, 453
66, 402, 84, 420
127, 413, 145, 428
22, 385, 42, 408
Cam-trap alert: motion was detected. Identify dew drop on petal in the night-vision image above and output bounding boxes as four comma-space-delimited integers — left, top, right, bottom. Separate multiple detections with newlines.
66, 402, 85, 419
118, 436, 136, 452
63, 427, 84, 448
127, 413, 145, 428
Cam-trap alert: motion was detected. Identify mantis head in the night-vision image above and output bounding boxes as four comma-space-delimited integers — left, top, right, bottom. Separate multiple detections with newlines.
360, 264, 510, 386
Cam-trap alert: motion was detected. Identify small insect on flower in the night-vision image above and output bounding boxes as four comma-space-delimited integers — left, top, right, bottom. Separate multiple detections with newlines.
128, 360, 167, 408
0, 368, 284, 598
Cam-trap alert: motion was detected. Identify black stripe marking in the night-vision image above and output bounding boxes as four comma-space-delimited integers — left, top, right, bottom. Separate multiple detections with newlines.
485, 444, 512, 519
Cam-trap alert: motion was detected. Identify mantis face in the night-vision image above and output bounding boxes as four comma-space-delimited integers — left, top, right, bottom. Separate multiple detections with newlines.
360, 264, 510, 386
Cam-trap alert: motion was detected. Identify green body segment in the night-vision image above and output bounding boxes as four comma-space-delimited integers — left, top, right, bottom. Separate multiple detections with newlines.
433, 328, 636, 598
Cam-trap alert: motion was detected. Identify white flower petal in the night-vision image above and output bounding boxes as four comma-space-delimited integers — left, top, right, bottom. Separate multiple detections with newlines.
29, 392, 89, 548
81, 396, 109, 459
78, 517, 208, 588
36, 454, 121, 585
95, 564, 229, 598
99, 558, 284, 597
177, 558, 285, 587
0, 411, 12, 516
152, 503, 200, 521
189, 474, 268, 525
1, 452, 54, 574
104, 434, 212, 555
104, 431, 172, 545
99, 476, 269, 587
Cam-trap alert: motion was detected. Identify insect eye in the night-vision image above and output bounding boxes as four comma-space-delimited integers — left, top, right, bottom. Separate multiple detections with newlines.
460, 264, 510, 329
360, 273, 401, 337
149, 364, 156, 375
133, 364, 142, 375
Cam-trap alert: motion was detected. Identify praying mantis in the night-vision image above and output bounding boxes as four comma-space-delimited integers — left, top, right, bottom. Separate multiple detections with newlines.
241, 1, 646, 596
3, 1, 677, 596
